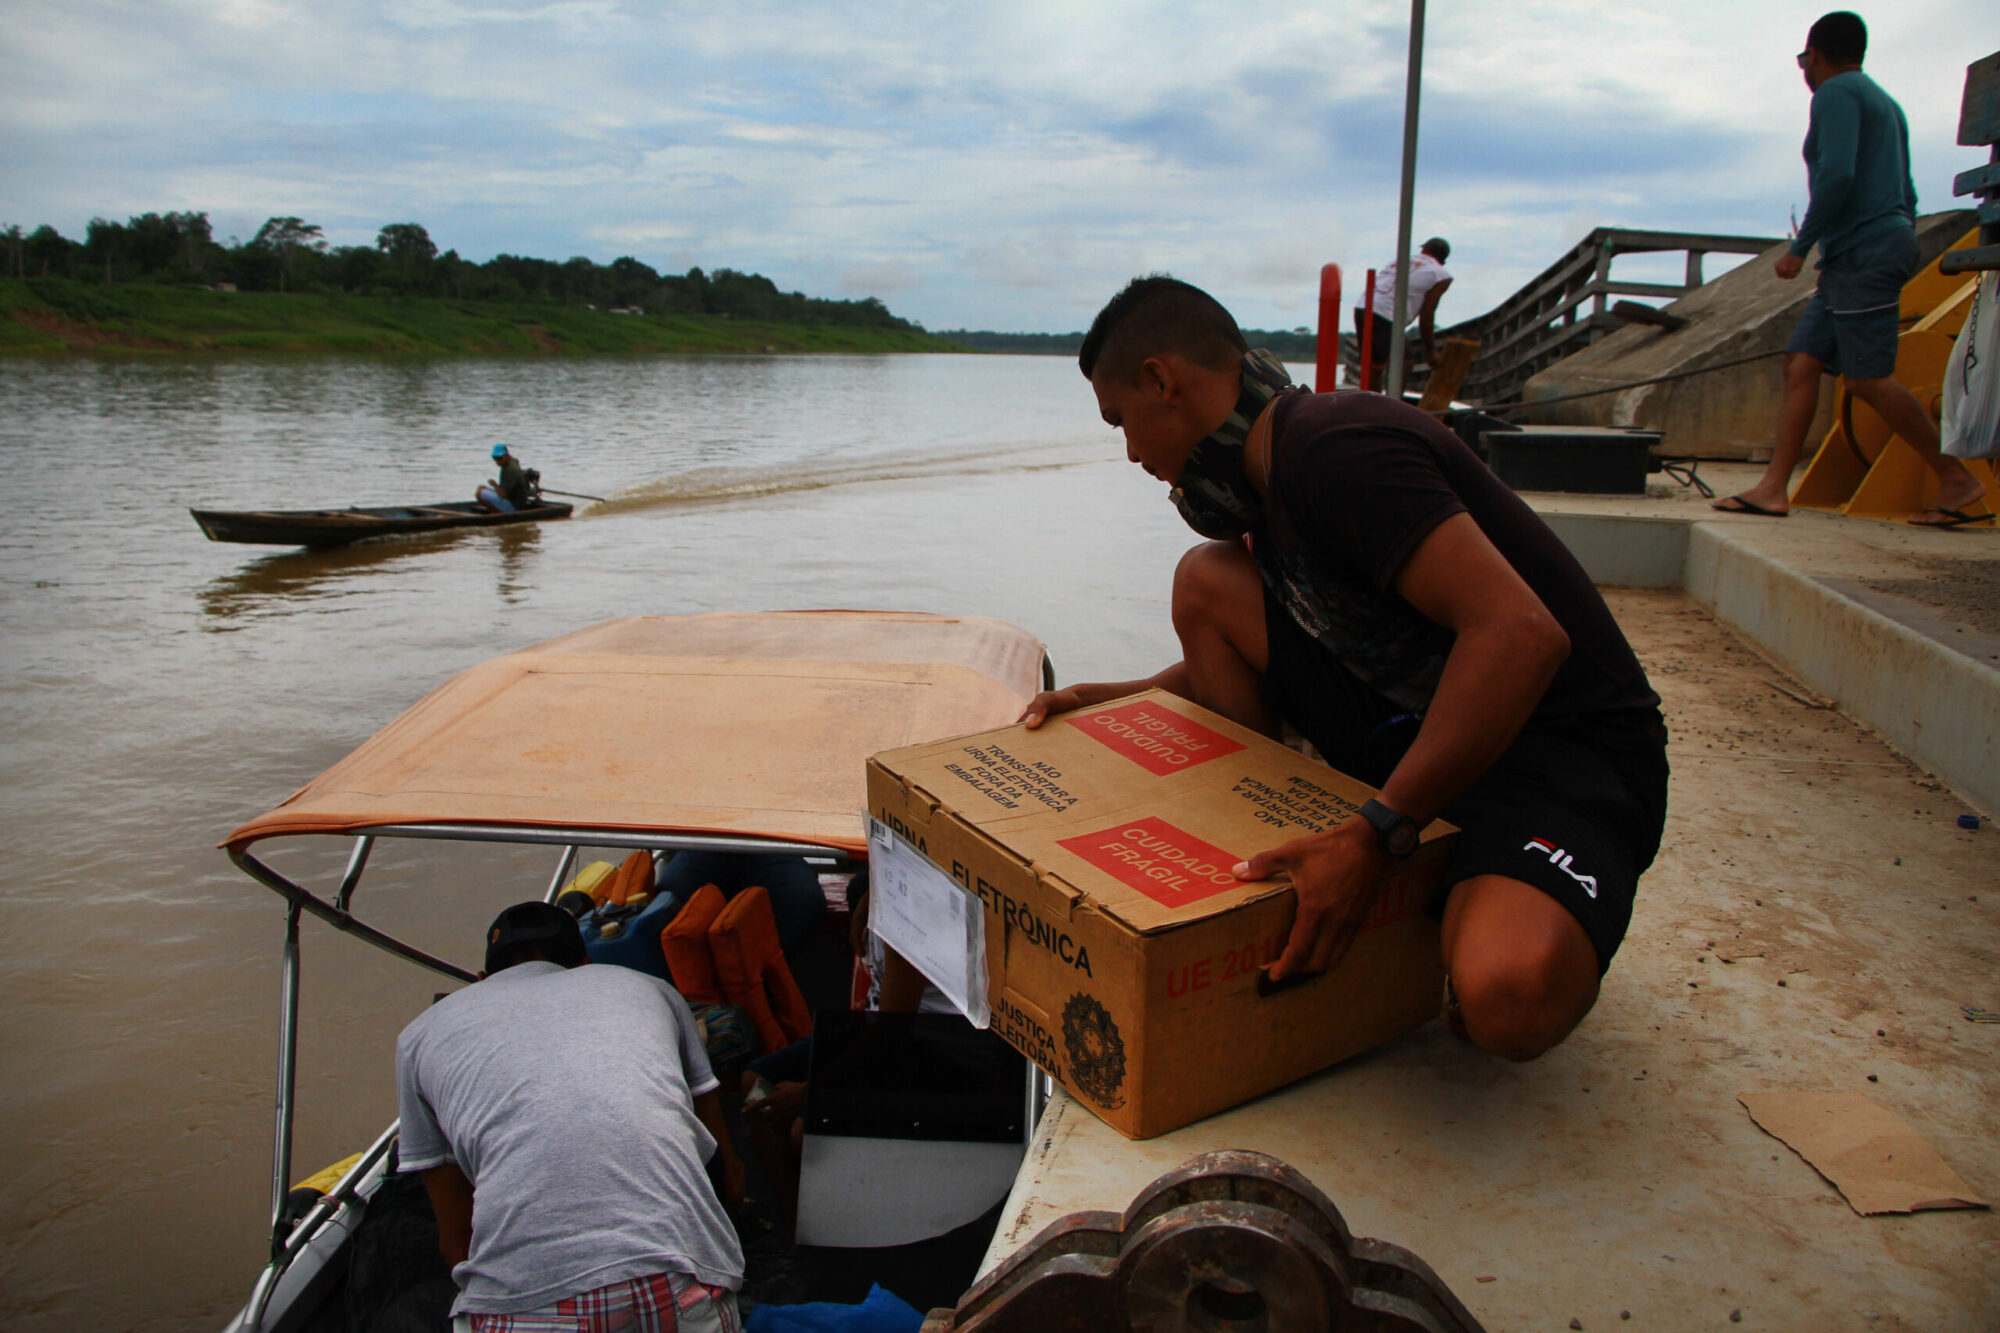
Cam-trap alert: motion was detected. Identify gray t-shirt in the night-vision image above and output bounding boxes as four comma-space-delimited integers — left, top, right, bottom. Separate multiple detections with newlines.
395, 961, 742, 1314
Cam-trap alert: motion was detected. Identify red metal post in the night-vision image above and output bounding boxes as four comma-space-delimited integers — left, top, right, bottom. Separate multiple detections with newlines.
1358, 268, 1378, 391
1313, 263, 1343, 393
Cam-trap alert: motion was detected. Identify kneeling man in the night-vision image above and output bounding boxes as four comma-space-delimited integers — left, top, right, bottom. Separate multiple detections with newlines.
396, 901, 745, 1330
1024, 277, 1669, 1060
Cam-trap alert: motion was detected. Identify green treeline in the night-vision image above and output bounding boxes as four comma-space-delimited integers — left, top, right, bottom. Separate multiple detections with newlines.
0, 211, 1334, 358
0, 211, 931, 342
0, 278, 955, 356
939, 330, 1088, 355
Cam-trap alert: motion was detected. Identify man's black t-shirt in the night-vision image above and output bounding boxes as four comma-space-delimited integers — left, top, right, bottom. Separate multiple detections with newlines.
1255, 389, 1663, 746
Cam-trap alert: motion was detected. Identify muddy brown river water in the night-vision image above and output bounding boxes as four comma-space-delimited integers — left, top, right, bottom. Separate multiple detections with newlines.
0, 353, 1209, 1331
19, 355, 1981, 1330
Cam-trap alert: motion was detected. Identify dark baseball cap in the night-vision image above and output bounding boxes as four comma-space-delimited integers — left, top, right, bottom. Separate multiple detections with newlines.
1422, 237, 1451, 261
485, 900, 586, 973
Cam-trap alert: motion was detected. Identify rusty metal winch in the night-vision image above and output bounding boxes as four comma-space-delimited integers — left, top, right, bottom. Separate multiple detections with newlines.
924, 1149, 1485, 1332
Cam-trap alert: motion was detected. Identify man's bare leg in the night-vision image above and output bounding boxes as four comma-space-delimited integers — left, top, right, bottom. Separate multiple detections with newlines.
1440, 875, 1601, 1060
1717, 352, 1824, 514
1178, 540, 1608, 1061
1170, 540, 1276, 736
1845, 375, 1987, 520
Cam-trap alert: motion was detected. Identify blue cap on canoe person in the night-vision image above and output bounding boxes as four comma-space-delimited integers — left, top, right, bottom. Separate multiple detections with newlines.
476, 443, 539, 513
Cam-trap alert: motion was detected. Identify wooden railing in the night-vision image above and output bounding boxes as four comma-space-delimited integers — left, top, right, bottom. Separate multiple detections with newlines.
1343, 227, 1779, 407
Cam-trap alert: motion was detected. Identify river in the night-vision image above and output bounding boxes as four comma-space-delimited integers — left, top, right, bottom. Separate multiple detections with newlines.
0, 352, 1239, 1331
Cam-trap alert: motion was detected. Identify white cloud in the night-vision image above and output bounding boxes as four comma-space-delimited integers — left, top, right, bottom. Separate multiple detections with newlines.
3, 0, 1992, 331
838, 261, 921, 295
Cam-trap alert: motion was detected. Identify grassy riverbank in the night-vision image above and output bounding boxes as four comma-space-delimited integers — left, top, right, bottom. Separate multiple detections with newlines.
0, 279, 965, 355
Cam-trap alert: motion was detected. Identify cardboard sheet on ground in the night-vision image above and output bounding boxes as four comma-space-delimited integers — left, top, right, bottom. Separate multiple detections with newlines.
1739, 1091, 1989, 1215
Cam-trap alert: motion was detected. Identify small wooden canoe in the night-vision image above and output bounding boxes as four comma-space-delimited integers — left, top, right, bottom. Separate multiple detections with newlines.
189, 499, 574, 548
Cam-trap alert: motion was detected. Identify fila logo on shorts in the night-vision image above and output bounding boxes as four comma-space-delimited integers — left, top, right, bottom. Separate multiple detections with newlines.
1523, 837, 1598, 899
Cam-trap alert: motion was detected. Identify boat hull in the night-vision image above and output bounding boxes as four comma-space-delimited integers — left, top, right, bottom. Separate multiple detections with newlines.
190, 500, 573, 548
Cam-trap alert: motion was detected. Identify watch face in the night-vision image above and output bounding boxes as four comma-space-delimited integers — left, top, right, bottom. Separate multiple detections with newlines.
1386, 820, 1419, 856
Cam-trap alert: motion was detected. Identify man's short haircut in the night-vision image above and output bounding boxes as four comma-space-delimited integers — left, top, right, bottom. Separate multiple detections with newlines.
485, 900, 587, 973
1421, 237, 1451, 262
1079, 276, 1248, 384
1807, 12, 1866, 64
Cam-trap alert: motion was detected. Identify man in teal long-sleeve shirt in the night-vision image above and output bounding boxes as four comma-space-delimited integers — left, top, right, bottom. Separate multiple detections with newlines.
1715, 11, 1988, 527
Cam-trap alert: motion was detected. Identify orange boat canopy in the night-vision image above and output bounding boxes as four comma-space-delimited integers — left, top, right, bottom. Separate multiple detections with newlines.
224, 611, 1046, 857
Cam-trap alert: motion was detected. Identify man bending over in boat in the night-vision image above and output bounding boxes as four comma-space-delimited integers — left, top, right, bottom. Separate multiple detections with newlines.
1023, 276, 1669, 1061
476, 443, 539, 512
395, 901, 746, 1331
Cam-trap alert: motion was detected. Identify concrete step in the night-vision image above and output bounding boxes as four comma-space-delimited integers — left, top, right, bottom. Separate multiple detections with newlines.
1538, 499, 1999, 816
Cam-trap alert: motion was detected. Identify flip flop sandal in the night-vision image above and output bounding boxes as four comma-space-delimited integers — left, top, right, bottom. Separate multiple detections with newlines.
1711, 495, 1789, 517
1908, 507, 1996, 529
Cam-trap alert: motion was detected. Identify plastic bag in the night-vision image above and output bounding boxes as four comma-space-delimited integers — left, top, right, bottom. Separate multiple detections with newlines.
745, 1283, 925, 1333
1942, 271, 2000, 459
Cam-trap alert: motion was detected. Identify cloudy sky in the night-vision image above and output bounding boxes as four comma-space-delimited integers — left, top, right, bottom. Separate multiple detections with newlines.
4, 1, 1995, 332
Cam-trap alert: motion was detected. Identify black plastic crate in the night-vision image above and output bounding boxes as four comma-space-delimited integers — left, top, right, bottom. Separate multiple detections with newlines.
1482, 426, 1660, 494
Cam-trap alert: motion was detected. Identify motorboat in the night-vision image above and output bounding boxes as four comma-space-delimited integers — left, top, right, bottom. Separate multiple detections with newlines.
191, 498, 573, 548
218, 610, 1052, 1331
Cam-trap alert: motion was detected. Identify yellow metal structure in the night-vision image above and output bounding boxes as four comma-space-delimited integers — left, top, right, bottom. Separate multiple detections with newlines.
1792, 227, 1998, 522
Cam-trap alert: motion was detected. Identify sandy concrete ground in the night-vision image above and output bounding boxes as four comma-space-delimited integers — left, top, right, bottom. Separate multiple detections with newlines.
1547, 460, 2000, 639
984, 588, 1998, 1330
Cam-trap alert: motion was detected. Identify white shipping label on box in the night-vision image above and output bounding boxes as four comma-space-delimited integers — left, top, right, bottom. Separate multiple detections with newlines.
868, 817, 990, 1027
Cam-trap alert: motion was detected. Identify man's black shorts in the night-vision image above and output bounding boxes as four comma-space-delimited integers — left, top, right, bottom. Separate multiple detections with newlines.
1258, 589, 1668, 971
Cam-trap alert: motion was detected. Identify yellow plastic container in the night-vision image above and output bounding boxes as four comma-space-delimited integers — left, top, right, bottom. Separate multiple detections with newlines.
293, 1150, 365, 1195
565, 859, 619, 904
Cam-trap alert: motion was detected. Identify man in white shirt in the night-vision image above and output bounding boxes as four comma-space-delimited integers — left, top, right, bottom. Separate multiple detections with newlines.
396, 901, 746, 1332
1354, 237, 1454, 390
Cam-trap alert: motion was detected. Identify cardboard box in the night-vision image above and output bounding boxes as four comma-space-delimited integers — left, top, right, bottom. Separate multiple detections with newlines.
866, 689, 1453, 1139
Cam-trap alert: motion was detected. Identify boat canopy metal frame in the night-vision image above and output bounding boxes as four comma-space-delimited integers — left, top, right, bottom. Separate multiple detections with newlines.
233, 821, 864, 1333
231, 628, 1055, 1331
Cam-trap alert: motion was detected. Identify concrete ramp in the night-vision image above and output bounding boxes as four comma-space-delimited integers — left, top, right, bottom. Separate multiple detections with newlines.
1522, 211, 1973, 459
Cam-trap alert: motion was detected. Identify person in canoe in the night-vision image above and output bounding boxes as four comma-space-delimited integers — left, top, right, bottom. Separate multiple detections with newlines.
476, 443, 540, 512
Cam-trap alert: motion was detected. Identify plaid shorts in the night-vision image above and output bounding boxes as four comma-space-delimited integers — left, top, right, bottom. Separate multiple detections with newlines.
468, 1272, 740, 1333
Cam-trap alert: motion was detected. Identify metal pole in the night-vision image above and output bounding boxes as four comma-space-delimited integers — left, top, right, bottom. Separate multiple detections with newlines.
1313, 263, 1343, 393
231, 847, 479, 985
543, 843, 581, 904
1359, 268, 1378, 391
1024, 1066, 1052, 1144
268, 902, 303, 1254
333, 835, 374, 914
1385, 0, 1427, 401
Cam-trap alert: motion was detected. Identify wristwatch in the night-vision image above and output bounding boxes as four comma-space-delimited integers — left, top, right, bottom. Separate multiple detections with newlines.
1357, 799, 1420, 858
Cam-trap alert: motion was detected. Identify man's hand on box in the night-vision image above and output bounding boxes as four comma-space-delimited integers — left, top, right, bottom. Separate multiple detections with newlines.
1020, 685, 1092, 729
1236, 822, 1390, 982
1020, 665, 1194, 729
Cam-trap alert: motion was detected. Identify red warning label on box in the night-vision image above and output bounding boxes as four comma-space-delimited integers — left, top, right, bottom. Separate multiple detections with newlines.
1062, 700, 1245, 777
1058, 817, 1245, 908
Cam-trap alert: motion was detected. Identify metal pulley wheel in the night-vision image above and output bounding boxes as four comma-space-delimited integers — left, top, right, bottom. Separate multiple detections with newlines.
933, 1150, 1484, 1333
